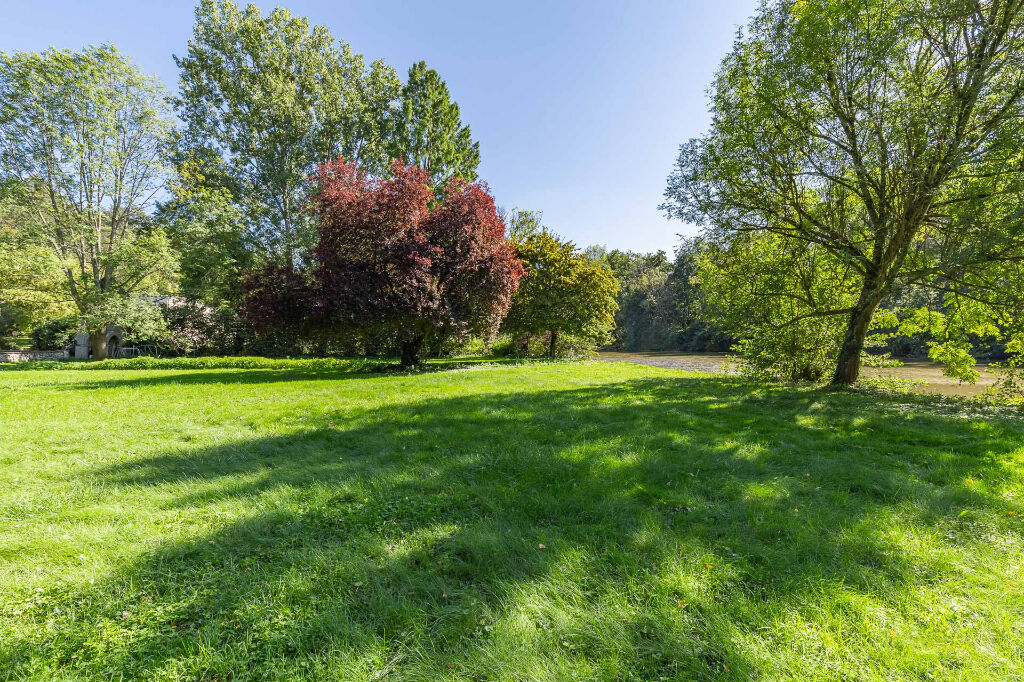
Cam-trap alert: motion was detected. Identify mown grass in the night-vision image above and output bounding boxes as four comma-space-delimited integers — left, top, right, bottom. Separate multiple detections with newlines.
0, 359, 1022, 680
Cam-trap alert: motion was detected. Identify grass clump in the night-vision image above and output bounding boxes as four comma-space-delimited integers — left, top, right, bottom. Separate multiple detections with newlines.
0, 361, 1022, 680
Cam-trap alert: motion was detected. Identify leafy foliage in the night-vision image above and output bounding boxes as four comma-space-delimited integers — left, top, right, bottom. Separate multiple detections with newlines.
0, 45, 178, 358
982, 334, 1024, 406
243, 160, 523, 365
587, 241, 730, 352
239, 263, 314, 335
29, 316, 79, 351
390, 61, 480, 189
696, 233, 861, 381
0, 183, 70, 329
85, 297, 168, 346
664, 0, 1024, 384
174, 0, 402, 266
588, 247, 676, 350
4, 355, 379, 372
156, 183, 254, 308
503, 217, 618, 357
665, 238, 733, 352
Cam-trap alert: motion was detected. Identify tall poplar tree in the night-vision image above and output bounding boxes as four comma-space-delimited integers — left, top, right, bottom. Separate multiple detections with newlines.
174, 0, 401, 268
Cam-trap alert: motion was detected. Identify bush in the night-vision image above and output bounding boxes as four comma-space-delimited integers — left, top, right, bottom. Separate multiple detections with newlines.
0, 304, 31, 339
856, 375, 928, 395
159, 302, 304, 358
487, 332, 599, 359
158, 301, 221, 355
31, 316, 79, 351
1, 356, 384, 372
978, 339, 1024, 407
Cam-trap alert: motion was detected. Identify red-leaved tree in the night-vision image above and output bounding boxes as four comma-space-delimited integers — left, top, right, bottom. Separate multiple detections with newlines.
239, 262, 314, 332
244, 159, 523, 365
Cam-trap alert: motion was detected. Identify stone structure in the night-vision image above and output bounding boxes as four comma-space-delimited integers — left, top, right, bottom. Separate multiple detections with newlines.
0, 350, 68, 363
73, 326, 123, 359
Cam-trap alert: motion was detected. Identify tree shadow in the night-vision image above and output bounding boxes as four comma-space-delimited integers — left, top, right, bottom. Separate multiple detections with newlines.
4, 376, 1022, 679
34, 367, 386, 390
27, 357, 528, 391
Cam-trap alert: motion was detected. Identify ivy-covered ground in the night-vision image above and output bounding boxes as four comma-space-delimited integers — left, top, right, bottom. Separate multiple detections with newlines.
1, 359, 1022, 680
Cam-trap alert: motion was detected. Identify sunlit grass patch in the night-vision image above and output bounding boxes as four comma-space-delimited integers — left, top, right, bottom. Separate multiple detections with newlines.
0, 360, 1022, 680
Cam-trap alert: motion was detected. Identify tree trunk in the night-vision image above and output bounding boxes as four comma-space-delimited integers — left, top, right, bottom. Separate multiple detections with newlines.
520, 334, 531, 355
400, 334, 425, 367
548, 329, 558, 359
90, 328, 108, 361
282, 183, 294, 270
830, 286, 884, 385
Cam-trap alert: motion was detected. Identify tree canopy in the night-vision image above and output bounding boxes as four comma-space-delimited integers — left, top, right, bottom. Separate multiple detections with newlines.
503, 215, 619, 357
389, 61, 481, 189
663, 0, 1024, 383
589, 247, 677, 351
0, 45, 177, 357
243, 160, 523, 365
174, 0, 402, 267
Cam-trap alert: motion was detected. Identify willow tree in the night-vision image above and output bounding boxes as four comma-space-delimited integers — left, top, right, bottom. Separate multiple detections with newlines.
663, 0, 1024, 384
0, 46, 176, 358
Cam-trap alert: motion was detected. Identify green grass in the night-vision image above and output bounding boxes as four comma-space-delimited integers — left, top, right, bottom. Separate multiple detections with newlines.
1, 359, 1022, 680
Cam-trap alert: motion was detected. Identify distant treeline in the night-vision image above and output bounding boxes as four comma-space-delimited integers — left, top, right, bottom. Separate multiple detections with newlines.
586, 239, 731, 353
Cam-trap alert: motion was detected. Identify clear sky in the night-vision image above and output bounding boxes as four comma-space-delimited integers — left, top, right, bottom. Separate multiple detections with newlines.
0, 0, 757, 255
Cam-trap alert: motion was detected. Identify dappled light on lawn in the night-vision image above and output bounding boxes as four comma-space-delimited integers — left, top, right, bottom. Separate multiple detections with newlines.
0, 361, 1021, 679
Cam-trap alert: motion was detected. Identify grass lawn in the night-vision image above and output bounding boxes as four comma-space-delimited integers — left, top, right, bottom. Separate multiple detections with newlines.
1, 359, 1022, 680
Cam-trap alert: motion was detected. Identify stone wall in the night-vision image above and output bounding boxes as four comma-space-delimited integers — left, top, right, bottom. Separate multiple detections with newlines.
0, 350, 69, 363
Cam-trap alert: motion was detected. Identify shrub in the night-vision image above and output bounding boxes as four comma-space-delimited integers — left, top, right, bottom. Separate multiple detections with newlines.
160, 301, 304, 358
1, 356, 384, 372
31, 316, 79, 351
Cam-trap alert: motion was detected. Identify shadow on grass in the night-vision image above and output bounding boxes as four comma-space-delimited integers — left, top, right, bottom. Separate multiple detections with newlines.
35, 367, 387, 390
4, 376, 1023, 679
26, 357, 531, 391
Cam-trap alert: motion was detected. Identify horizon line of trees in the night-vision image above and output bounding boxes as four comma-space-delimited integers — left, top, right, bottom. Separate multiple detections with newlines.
3, 0, 1024, 404
0, 0, 623, 364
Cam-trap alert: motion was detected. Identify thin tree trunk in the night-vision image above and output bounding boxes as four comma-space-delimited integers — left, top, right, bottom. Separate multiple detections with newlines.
283, 184, 294, 270
831, 283, 884, 385
90, 328, 108, 361
400, 334, 425, 367
548, 329, 558, 359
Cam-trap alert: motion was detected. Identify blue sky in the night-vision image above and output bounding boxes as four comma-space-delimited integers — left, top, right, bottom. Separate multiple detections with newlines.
0, 0, 757, 254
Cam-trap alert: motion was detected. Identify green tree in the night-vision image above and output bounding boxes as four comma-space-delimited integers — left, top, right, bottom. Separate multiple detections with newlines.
0, 46, 177, 359
0, 183, 70, 335
664, 237, 732, 353
156, 164, 254, 307
390, 61, 480, 188
175, 0, 401, 267
591, 248, 677, 351
696, 232, 863, 380
585, 240, 731, 353
663, 0, 1024, 384
503, 216, 618, 358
